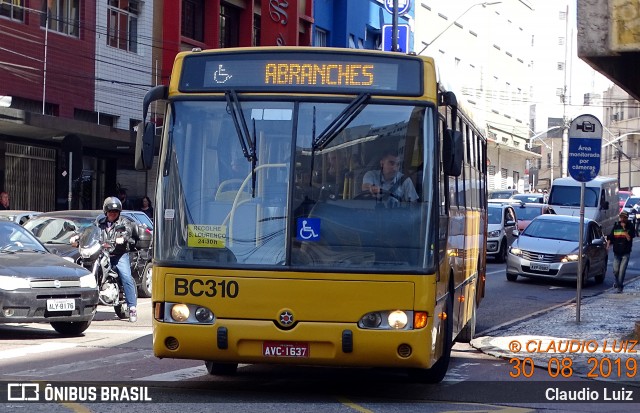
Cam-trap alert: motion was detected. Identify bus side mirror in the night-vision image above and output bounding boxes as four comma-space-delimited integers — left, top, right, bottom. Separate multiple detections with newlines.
443, 129, 463, 177
135, 122, 156, 170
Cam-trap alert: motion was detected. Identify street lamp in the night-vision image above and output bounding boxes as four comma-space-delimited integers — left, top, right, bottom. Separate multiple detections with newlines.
528, 125, 564, 186
417, 1, 502, 55
602, 127, 640, 190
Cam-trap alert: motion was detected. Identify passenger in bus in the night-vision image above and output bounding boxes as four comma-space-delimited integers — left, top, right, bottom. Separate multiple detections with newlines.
315, 151, 347, 199
361, 151, 419, 203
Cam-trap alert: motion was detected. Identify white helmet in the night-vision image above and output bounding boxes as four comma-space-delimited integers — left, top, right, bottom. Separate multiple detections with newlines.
103, 196, 122, 213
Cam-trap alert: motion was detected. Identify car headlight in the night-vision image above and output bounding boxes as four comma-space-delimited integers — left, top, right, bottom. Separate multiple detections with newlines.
80, 241, 101, 259
0, 275, 31, 291
561, 254, 580, 262
510, 247, 522, 256
79, 273, 97, 288
488, 230, 502, 238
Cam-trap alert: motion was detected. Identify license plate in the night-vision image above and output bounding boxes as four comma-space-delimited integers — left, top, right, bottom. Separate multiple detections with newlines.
47, 299, 75, 311
263, 341, 309, 358
530, 262, 550, 271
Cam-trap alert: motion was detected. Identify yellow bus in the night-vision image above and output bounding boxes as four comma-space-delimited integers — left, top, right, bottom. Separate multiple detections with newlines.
136, 47, 487, 383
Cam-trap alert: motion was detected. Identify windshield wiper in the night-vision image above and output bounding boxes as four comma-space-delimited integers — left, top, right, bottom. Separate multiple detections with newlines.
225, 90, 257, 196
312, 93, 370, 151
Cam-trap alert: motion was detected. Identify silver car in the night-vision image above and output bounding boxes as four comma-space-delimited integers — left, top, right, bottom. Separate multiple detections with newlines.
487, 202, 517, 262
506, 215, 607, 286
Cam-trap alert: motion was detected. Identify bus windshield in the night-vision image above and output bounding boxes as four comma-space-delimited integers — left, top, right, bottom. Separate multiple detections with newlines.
156, 99, 435, 271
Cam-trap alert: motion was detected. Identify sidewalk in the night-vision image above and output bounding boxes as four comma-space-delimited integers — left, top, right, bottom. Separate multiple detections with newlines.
471, 273, 640, 381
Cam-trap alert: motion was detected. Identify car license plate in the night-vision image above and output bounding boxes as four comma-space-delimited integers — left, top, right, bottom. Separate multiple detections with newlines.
47, 299, 75, 311
263, 341, 309, 358
530, 262, 550, 271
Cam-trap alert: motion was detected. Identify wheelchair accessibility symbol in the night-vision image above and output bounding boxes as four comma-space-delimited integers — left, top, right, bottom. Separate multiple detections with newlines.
297, 218, 320, 241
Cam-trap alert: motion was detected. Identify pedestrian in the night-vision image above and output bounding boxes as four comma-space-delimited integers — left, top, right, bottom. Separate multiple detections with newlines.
117, 188, 134, 210
140, 196, 154, 220
0, 192, 9, 210
606, 210, 636, 293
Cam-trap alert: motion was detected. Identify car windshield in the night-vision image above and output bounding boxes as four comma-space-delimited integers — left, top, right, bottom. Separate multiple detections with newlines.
522, 219, 580, 242
0, 222, 47, 252
512, 194, 543, 203
24, 216, 96, 244
488, 207, 502, 224
548, 185, 598, 207
490, 191, 515, 199
515, 206, 544, 220
625, 197, 640, 208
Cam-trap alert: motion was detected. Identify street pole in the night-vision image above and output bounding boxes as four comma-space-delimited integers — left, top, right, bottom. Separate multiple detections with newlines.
392, 0, 399, 52
68, 152, 73, 210
617, 142, 622, 189
42, 7, 49, 115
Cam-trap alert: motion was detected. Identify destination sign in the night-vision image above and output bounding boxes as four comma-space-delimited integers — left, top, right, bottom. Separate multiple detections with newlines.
178, 52, 423, 96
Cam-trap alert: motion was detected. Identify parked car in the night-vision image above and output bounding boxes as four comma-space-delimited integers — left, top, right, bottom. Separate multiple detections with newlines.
486, 202, 518, 262
0, 210, 41, 226
506, 215, 607, 286
511, 193, 546, 204
23, 210, 153, 298
489, 189, 519, 200
511, 202, 555, 231
0, 221, 98, 335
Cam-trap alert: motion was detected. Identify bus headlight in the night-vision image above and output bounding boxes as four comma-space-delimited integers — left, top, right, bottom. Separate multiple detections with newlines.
171, 304, 190, 322
164, 303, 215, 324
358, 310, 415, 330
388, 311, 408, 329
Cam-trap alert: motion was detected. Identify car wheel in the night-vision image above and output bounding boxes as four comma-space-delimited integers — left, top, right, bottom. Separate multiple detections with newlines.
495, 239, 507, 263
114, 303, 129, 319
506, 273, 518, 282
205, 361, 238, 376
580, 263, 590, 288
594, 256, 607, 284
137, 262, 152, 298
50, 321, 91, 336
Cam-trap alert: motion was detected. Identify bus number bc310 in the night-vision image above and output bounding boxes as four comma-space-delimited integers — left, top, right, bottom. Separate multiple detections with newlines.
174, 278, 239, 298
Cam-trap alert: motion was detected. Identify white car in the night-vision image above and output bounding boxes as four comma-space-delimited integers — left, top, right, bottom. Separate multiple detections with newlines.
0, 210, 41, 226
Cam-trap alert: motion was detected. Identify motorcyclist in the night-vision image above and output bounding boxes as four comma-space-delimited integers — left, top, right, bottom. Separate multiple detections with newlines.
98, 196, 138, 322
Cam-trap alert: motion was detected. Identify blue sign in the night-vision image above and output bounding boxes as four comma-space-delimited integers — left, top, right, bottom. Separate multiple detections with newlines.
567, 114, 602, 182
382, 24, 409, 52
384, 0, 411, 16
296, 218, 321, 242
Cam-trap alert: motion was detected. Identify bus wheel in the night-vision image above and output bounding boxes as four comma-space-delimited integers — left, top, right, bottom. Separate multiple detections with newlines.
407, 284, 453, 383
456, 302, 475, 343
205, 361, 238, 376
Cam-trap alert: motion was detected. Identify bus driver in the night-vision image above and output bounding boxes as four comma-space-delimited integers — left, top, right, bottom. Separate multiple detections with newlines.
362, 151, 418, 204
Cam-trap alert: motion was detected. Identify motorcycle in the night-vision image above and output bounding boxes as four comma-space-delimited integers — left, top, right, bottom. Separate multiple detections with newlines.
77, 223, 132, 319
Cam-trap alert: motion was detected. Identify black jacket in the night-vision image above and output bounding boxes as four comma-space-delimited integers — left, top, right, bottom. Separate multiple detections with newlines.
608, 221, 636, 255
97, 214, 133, 257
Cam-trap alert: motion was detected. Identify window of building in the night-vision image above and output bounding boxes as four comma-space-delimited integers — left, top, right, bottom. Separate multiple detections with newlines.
559, 11, 567, 20
107, 0, 139, 52
558, 37, 565, 45
557, 62, 564, 71
253, 13, 260, 46
314, 27, 327, 47
220, 3, 240, 48
182, 0, 204, 42
1, 0, 24, 21
41, 0, 80, 37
